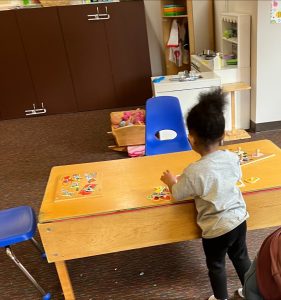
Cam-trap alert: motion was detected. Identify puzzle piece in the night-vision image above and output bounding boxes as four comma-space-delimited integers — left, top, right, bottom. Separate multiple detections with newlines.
231, 147, 275, 166
147, 186, 171, 201
251, 149, 263, 158
245, 177, 260, 184
79, 183, 97, 195
72, 174, 82, 181
61, 189, 74, 197
236, 180, 245, 188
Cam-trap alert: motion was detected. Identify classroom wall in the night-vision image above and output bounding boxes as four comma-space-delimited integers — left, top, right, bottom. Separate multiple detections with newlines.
143, 0, 165, 76
192, 0, 214, 54
255, 0, 281, 124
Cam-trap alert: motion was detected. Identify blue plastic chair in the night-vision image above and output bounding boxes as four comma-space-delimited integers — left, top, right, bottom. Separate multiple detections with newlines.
145, 96, 192, 155
0, 206, 51, 300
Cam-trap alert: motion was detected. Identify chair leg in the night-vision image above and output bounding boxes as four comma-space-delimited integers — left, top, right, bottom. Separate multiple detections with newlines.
30, 237, 46, 259
6, 246, 51, 300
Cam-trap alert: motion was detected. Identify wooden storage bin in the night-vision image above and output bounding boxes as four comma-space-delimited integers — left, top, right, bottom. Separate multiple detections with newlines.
110, 110, 145, 147
111, 125, 145, 147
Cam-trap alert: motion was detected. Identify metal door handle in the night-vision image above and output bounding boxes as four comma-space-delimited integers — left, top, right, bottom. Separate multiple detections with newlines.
87, 6, 110, 21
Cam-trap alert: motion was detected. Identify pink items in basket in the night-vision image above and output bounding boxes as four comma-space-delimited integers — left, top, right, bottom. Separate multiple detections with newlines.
127, 145, 145, 157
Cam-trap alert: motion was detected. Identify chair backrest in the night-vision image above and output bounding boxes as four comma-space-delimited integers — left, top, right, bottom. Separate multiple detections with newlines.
145, 96, 192, 156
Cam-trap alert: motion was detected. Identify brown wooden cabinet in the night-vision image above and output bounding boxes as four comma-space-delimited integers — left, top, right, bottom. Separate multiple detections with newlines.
16, 7, 77, 115
0, 11, 37, 119
0, 1, 151, 120
59, 1, 151, 111
58, 4, 116, 111
104, 1, 152, 107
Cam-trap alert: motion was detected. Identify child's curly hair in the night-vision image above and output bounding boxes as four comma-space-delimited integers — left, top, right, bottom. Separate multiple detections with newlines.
186, 88, 226, 147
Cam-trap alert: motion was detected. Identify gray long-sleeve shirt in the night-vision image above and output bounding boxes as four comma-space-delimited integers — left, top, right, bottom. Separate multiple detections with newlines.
172, 150, 249, 238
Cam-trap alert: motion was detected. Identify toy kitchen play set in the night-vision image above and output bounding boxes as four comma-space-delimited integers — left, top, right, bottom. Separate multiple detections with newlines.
152, 13, 251, 132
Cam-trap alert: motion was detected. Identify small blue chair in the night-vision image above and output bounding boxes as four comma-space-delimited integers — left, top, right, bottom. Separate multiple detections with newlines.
145, 96, 192, 155
0, 206, 51, 300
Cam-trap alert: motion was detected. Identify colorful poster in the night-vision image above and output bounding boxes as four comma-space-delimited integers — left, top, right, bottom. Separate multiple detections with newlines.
271, 0, 281, 23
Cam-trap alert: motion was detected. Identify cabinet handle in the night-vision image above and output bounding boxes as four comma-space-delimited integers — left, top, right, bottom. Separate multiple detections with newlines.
25, 102, 47, 116
87, 6, 110, 21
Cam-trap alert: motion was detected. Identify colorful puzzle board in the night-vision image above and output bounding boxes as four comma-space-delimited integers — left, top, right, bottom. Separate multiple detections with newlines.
231, 147, 275, 166
231, 147, 276, 187
147, 186, 171, 202
55, 172, 102, 202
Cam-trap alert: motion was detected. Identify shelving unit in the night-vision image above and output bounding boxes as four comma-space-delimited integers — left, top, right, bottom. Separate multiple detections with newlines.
221, 13, 250, 68
161, 0, 195, 75
222, 36, 238, 44
220, 13, 251, 140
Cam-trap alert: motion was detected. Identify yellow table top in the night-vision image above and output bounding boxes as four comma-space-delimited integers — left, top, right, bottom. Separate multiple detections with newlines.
39, 140, 281, 223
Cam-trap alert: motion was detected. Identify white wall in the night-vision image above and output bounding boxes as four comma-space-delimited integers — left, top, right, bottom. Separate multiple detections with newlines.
255, 0, 281, 123
214, 0, 228, 52
143, 0, 164, 76
192, 0, 214, 54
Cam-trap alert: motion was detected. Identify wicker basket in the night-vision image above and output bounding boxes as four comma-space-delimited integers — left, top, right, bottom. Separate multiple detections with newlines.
39, 0, 71, 7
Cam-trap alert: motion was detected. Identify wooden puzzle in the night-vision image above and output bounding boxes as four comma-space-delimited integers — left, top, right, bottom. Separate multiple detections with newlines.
147, 186, 171, 201
231, 147, 275, 166
55, 172, 102, 201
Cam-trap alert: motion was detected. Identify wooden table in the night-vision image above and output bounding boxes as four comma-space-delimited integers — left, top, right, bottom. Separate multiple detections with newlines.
38, 140, 281, 300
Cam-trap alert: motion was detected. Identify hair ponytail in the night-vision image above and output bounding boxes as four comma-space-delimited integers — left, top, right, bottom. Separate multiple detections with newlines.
186, 88, 226, 147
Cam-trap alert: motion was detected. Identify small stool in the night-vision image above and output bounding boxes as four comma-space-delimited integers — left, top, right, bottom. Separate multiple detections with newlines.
222, 82, 251, 141
0, 206, 51, 300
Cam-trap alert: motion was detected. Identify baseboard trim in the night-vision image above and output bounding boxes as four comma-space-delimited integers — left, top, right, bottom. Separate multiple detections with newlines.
250, 120, 281, 132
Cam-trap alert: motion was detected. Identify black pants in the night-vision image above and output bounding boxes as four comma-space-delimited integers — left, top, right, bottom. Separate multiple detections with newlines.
202, 221, 251, 300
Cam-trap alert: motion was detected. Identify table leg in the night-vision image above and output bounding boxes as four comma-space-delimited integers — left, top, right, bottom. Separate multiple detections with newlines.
231, 90, 236, 132
55, 261, 75, 300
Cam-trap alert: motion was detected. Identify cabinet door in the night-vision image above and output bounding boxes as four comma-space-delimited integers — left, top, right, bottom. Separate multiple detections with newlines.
0, 11, 37, 120
58, 5, 115, 111
104, 1, 152, 107
16, 7, 77, 115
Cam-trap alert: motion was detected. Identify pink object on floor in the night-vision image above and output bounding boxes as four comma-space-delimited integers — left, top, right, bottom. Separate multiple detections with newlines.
127, 145, 145, 157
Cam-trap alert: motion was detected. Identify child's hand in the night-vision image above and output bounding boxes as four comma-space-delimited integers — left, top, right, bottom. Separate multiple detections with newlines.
160, 170, 177, 191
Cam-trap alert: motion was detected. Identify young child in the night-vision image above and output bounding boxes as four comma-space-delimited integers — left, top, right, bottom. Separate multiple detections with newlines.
160, 88, 251, 300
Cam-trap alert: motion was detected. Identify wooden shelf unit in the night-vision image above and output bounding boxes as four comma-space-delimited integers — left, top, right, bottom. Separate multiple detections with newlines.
161, 0, 195, 75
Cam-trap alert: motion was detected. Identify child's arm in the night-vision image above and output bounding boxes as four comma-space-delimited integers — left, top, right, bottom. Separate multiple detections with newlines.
161, 169, 195, 201
160, 170, 177, 192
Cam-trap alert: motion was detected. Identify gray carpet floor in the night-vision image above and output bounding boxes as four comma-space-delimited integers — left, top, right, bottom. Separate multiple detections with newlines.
0, 109, 280, 300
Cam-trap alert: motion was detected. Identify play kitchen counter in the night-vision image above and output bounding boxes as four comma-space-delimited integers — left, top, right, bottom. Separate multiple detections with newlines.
151, 72, 226, 129
152, 69, 250, 132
